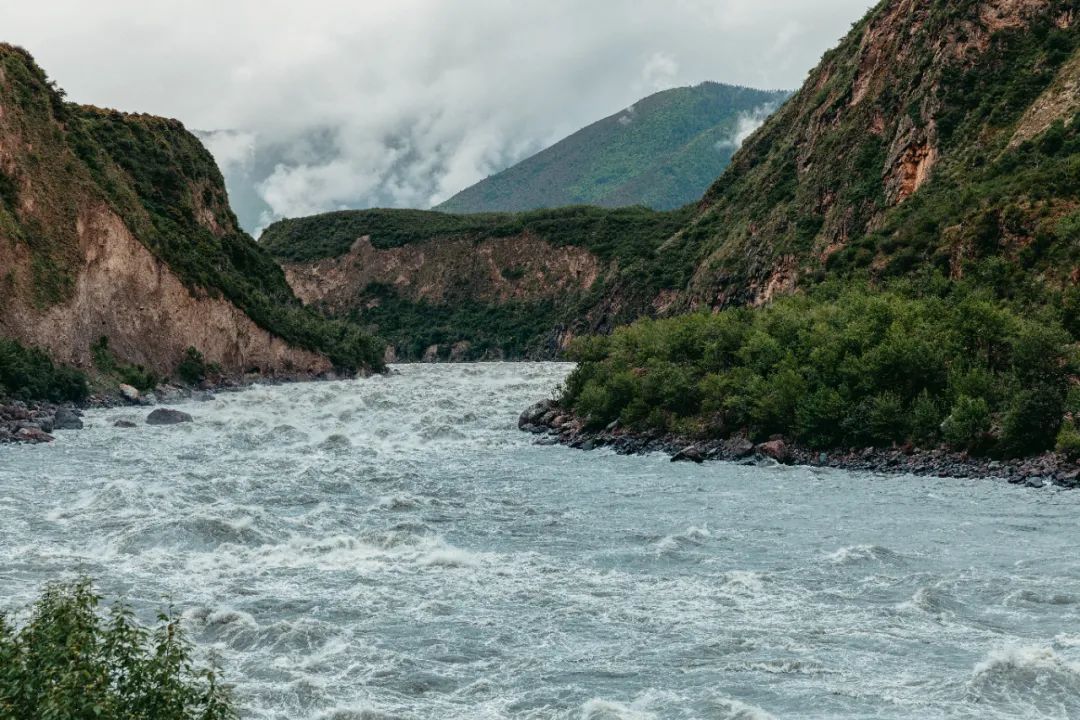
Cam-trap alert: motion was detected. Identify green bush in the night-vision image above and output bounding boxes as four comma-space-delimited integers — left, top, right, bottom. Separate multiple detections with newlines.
1056, 418, 1080, 458
1000, 384, 1066, 455
0, 579, 236, 720
176, 347, 211, 385
941, 396, 992, 451
0, 339, 88, 403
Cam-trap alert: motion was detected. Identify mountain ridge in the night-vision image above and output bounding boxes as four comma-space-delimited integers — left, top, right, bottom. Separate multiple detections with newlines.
436, 82, 790, 213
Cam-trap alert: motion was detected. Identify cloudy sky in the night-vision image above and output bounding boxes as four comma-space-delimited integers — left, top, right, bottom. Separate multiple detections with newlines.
2, 0, 875, 232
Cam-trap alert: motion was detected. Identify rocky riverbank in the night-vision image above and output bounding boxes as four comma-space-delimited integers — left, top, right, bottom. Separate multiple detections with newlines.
1, 368, 367, 445
519, 400, 1080, 489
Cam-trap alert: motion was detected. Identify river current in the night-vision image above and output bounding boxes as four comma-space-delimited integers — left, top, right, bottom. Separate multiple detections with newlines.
2, 363, 1080, 719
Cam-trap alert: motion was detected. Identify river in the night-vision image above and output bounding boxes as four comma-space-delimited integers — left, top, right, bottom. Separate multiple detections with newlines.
2, 363, 1079, 719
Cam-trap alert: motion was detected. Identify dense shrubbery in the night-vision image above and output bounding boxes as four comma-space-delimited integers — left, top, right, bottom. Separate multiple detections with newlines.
562, 288, 1075, 456
0, 339, 88, 403
0, 580, 235, 720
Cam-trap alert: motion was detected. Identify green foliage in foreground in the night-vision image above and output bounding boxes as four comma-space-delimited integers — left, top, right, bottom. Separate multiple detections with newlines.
0, 339, 89, 403
0, 580, 235, 720
563, 288, 1076, 457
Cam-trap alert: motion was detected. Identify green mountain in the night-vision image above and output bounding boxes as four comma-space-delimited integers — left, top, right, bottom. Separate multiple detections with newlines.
0, 43, 382, 401
436, 83, 789, 213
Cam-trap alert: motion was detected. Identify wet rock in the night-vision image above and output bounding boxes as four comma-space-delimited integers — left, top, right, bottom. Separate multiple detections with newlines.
191, 390, 216, 402
15, 427, 54, 443
756, 439, 788, 463
114, 420, 137, 428
53, 407, 83, 430
118, 384, 140, 403
1025, 477, 1046, 489
725, 436, 755, 459
672, 445, 705, 464
146, 408, 193, 426
2, 404, 30, 421
519, 400, 554, 429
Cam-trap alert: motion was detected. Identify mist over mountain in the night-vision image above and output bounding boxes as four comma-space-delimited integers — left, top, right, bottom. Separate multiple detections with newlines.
437, 83, 791, 213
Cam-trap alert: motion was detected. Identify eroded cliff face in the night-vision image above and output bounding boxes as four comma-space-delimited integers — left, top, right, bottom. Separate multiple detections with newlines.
677, 0, 1076, 310
0, 44, 340, 379
283, 234, 599, 313
0, 205, 330, 375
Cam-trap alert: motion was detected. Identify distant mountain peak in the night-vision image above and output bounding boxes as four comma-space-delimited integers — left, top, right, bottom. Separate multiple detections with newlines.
435, 82, 791, 214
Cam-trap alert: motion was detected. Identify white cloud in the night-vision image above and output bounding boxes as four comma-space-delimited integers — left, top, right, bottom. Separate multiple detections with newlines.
0, 0, 876, 231
641, 52, 681, 92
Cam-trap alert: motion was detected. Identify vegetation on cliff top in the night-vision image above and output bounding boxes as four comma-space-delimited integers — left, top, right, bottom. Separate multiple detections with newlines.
0, 44, 384, 375
436, 82, 789, 213
0, 580, 236, 720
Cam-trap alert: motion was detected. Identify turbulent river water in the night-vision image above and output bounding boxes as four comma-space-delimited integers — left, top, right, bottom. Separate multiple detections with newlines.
3, 363, 1080, 719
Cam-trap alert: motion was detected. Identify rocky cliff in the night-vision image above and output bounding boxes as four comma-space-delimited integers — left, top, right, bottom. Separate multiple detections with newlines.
669, 0, 1079, 309
0, 45, 382, 382
262, 207, 691, 360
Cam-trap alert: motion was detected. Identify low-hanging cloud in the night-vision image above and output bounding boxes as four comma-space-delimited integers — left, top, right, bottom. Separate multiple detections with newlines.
1, 0, 875, 233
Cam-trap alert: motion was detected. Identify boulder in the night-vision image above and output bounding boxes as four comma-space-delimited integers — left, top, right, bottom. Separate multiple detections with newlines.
146, 408, 193, 426
15, 427, 54, 443
519, 400, 554, 429
114, 420, 138, 428
118, 384, 140, 403
53, 407, 84, 431
756, 439, 789, 463
191, 390, 216, 402
726, 436, 756, 459
671, 445, 705, 464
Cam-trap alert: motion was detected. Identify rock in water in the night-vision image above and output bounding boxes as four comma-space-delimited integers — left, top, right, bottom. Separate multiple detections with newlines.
756, 439, 788, 463
53, 407, 84, 430
672, 446, 705, 464
146, 408, 193, 426
119, 384, 141, 403
114, 420, 138, 428
519, 400, 554, 429
15, 427, 54, 443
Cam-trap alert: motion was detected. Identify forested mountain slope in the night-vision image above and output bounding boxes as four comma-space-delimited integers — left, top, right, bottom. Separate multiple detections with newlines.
436, 82, 789, 213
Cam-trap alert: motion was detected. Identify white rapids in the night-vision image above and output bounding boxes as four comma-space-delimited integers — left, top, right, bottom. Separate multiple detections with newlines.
2, 363, 1080, 719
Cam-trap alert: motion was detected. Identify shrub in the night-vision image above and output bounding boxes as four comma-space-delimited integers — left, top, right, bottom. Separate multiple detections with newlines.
941, 396, 992, 451
1000, 384, 1065, 456
796, 387, 845, 449
0, 579, 236, 720
910, 391, 943, 444
0, 339, 88, 403
176, 347, 213, 385
1056, 418, 1080, 458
